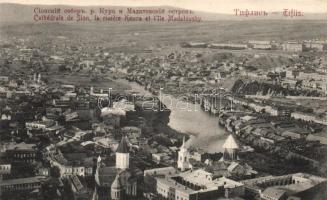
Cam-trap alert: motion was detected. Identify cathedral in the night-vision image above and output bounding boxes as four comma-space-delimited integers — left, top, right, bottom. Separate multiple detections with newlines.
93, 136, 141, 200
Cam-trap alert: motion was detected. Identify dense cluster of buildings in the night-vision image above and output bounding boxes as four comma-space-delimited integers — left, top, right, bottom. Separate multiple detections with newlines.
1, 28, 327, 200
141, 135, 327, 200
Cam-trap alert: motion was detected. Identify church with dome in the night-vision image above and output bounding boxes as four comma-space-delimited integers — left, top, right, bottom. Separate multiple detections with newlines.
221, 134, 240, 161
177, 134, 257, 180
92, 136, 142, 200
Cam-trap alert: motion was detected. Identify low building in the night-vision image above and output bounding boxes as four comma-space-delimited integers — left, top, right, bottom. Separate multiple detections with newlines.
281, 130, 303, 140
144, 167, 178, 177
68, 175, 92, 200
208, 43, 247, 50
253, 43, 272, 50
181, 42, 207, 48
0, 176, 46, 196
0, 162, 11, 175
94, 136, 119, 152
152, 153, 168, 164
306, 134, 327, 145
25, 119, 55, 131
291, 112, 316, 122
261, 188, 287, 200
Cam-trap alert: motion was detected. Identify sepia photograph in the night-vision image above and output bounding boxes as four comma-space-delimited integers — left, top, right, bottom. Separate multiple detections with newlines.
0, 0, 327, 199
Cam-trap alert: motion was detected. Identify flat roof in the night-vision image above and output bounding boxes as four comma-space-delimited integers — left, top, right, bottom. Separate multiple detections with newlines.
6, 142, 36, 151
0, 176, 46, 186
157, 177, 195, 195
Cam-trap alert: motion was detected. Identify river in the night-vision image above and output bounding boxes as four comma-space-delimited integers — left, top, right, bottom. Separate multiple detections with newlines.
120, 80, 229, 153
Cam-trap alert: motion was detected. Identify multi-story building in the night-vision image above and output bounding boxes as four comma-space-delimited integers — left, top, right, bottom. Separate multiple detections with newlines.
242, 173, 327, 199
282, 42, 303, 52
0, 176, 46, 196
156, 169, 244, 200
25, 119, 56, 131
47, 148, 93, 177
304, 42, 325, 51
5, 143, 37, 163
49, 157, 93, 177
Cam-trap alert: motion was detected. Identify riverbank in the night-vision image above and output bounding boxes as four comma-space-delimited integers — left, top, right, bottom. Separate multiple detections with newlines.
118, 78, 229, 153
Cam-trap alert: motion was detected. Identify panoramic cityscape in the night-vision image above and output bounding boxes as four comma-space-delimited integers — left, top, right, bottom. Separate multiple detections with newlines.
1, 1, 327, 200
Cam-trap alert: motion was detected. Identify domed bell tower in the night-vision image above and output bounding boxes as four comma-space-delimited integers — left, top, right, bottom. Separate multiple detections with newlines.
177, 137, 190, 171
116, 136, 130, 169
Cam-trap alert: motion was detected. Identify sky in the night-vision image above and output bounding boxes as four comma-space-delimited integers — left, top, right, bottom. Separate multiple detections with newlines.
0, 0, 326, 14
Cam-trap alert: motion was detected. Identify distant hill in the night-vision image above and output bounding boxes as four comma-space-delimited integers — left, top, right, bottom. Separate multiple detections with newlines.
1, 3, 327, 24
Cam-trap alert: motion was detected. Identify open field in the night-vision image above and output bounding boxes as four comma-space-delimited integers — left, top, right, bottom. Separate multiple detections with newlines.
1, 20, 327, 47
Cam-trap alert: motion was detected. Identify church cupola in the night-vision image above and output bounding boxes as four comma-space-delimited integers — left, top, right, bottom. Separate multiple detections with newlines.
222, 134, 239, 161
